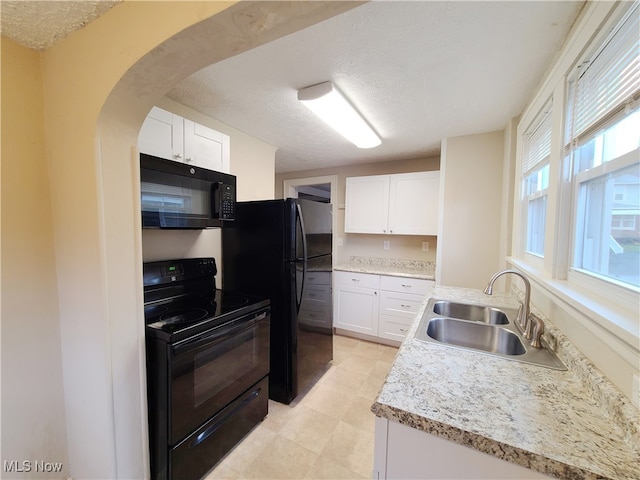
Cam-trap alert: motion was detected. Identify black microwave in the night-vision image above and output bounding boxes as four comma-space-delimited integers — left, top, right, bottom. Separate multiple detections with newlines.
140, 153, 236, 229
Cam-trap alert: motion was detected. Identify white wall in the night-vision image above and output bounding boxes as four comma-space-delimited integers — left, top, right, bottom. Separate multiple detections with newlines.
437, 130, 505, 289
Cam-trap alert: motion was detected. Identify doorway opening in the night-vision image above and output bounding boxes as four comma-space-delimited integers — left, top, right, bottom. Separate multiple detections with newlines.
296, 183, 331, 203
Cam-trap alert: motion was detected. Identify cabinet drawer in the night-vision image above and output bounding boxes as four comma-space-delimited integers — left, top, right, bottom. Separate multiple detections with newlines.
380, 275, 433, 295
380, 291, 424, 319
306, 271, 331, 285
334, 271, 380, 289
299, 305, 331, 329
302, 284, 331, 306
379, 315, 413, 342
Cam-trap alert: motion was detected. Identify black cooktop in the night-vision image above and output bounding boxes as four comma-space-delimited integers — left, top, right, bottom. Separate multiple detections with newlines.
145, 289, 269, 340
143, 258, 270, 342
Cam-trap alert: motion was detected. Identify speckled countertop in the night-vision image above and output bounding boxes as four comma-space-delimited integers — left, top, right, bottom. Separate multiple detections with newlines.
334, 256, 436, 280
372, 285, 640, 480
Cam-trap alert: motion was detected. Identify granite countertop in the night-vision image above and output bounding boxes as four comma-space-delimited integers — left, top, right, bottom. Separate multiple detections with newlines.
372, 285, 640, 480
334, 256, 436, 280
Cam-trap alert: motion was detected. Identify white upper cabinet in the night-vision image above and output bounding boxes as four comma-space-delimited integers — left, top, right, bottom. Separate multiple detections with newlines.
138, 106, 230, 173
388, 171, 440, 235
345, 171, 440, 235
345, 175, 390, 234
183, 119, 230, 173
138, 107, 183, 161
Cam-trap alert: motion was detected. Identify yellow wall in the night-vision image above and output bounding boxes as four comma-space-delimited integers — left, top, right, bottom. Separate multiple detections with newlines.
37, 4, 240, 475
2, 2, 357, 478
1, 38, 70, 478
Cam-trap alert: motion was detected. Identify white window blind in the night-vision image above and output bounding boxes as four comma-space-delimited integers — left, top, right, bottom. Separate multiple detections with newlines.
567, 2, 640, 144
523, 103, 552, 174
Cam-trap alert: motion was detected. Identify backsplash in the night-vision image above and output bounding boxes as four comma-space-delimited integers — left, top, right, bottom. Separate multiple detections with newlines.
336, 233, 437, 265
339, 256, 436, 280
348, 255, 434, 270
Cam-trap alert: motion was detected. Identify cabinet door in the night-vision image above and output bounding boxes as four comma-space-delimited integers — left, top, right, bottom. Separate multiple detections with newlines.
379, 418, 553, 479
345, 175, 390, 234
183, 119, 230, 172
334, 284, 379, 336
388, 171, 440, 235
138, 106, 184, 161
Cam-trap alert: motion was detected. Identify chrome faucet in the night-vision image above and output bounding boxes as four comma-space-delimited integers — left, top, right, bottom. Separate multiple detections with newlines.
483, 269, 544, 348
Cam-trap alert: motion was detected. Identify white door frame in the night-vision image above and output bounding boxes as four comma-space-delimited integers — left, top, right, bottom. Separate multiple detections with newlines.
284, 175, 338, 265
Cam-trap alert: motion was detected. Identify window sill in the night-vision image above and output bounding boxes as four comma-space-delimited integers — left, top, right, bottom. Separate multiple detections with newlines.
507, 257, 639, 352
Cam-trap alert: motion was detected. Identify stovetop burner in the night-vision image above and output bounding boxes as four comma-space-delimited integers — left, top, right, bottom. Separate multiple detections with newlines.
215, 292, 249, 310
159, 308, 208, 325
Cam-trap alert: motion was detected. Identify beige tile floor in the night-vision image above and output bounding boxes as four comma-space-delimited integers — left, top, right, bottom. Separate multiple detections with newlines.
205, 335, 399, 480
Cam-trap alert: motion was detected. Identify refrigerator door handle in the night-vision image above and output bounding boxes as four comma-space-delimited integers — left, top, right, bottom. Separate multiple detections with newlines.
295, 201, 308, 314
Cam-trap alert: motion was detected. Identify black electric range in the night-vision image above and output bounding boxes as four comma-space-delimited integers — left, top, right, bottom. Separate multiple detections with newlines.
143, 257, 270, 480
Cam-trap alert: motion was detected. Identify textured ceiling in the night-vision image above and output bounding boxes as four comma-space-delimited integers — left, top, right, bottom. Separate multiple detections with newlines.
168, 1, 583, 173
1, 1, 583, 173
0, 0, 120, 50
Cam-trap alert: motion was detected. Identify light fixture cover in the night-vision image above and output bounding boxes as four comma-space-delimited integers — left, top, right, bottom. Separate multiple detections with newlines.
298, 81, 381, 149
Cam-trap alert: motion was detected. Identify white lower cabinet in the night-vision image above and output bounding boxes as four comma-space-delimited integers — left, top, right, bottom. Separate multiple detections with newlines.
333, 272, 380, 336
374, 417, 553, 479
378, 275, 431, 342
334, 272, 433, 343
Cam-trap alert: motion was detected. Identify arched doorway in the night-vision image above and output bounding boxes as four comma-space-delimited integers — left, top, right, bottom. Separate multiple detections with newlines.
52, 2, 359, 478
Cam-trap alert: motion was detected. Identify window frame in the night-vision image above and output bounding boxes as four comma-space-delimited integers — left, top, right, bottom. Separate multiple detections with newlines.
512, 0, 640, 347
570, 148, 640, 293
520, 101, 553, 259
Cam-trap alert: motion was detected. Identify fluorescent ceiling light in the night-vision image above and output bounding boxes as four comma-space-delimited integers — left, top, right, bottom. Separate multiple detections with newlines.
298, 81, 381, 149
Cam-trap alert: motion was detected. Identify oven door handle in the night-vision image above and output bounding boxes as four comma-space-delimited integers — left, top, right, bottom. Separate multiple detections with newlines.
172, 311, 267, 355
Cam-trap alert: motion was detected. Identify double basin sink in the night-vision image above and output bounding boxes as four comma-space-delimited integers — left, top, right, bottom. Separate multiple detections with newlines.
415, 299, 566, 370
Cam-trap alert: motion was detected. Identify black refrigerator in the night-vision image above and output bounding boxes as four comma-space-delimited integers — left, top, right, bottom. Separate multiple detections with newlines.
222, 198, 333, 404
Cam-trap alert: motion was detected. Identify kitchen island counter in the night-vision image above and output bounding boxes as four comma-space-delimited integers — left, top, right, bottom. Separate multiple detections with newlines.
372, 285, 640, 480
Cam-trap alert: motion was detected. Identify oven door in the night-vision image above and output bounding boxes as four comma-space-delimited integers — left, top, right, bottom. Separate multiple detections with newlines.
169, 308, 269, 444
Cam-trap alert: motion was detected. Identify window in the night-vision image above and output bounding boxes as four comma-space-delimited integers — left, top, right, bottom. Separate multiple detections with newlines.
522, 103, 552, 257
566, 2, 640, 289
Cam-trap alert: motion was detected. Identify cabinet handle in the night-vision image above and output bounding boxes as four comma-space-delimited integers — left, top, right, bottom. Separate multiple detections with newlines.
186, 157, 193, 163
309, 293, 316, 297
401, 284, 412, 288
390, 230, 393, 233
400, 304, 411, 308
400, 328, 408, 333
173, 153, 183, 159
351, 278, 360, 282
383, 229, 386, 233
374, 291, 378, 295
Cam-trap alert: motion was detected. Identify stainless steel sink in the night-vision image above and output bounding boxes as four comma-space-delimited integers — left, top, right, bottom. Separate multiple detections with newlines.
432, 301, 510, 324
415, 298, 566, 370
426, 318, 526, 355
